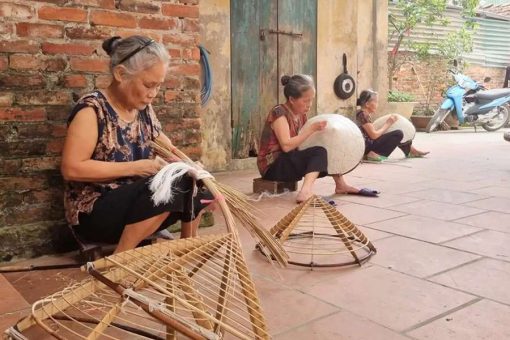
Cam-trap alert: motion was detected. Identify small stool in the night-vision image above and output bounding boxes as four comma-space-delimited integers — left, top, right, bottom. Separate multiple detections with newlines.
253, 177, 298, 194
69, 226, 174, 261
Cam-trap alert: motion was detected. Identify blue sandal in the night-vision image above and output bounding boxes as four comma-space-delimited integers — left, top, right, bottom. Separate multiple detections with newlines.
348, 188, 380, 197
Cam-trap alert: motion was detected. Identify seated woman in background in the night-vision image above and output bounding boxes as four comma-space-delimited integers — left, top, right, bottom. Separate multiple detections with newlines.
257, 74, 379, 203
61, 35, 213, 254
356, 89, 429, 161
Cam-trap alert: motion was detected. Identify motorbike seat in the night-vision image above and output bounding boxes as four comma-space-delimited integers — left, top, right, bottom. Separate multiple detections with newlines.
474, 88, 510, 101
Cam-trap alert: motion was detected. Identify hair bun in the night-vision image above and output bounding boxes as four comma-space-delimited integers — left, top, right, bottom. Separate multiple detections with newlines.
356, 98, 361, 106
102, 36, 122, 56
281, 75, 291, 86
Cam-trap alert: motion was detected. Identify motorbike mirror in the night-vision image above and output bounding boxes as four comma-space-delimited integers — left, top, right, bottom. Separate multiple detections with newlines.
484, 76, 491, 83
453, 59, 458, 67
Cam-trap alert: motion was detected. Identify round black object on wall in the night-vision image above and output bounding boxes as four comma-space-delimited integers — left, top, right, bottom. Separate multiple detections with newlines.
334, 53, 356, 100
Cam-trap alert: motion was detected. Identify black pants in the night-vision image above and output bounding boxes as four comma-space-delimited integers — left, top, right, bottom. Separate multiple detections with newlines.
366, 130, 411, 157
263, 146, 328, 182
74, 176, 213, 244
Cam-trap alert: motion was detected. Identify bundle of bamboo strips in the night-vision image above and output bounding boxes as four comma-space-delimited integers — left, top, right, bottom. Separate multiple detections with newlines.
151, 140, 288, 267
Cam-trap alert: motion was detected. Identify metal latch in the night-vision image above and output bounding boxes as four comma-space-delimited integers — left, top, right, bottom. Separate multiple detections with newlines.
260, 29, 303, 41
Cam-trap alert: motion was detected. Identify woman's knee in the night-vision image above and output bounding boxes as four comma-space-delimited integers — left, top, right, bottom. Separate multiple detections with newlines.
307, 146, 327, 159
388, 129, 404, 142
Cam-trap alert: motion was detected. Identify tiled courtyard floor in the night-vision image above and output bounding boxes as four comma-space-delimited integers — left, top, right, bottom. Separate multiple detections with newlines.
2, 129, 510, 339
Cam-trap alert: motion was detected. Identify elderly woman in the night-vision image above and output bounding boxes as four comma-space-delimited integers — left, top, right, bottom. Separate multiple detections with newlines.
61, 35, 212, 254
257, 74, 378, 203
356, 89, 429, 161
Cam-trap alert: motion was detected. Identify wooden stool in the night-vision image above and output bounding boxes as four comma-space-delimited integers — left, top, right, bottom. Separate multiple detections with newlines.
253, 177, 298, 194
69, 226, 174, 261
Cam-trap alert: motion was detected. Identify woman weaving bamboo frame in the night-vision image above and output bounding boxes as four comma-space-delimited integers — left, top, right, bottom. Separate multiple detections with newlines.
257, 74, 379, 203
61, 35, 214, 254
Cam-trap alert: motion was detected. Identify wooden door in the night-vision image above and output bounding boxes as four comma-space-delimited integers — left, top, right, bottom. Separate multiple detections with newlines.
231, 0, 317, 159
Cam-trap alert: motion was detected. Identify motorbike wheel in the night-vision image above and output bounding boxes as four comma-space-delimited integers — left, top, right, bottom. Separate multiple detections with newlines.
482, 106, 509, 132
426, 108, 450, 133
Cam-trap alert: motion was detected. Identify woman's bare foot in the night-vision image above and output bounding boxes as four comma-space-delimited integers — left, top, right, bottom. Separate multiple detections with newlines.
334, 184, 360, 195
366, 151, 382, 159
296, 190, 313, 203
408, 146, 429, 157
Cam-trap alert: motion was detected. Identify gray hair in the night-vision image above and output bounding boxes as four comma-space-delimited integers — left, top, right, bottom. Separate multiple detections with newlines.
281, 74, 315, 100
102, 35, 169, 74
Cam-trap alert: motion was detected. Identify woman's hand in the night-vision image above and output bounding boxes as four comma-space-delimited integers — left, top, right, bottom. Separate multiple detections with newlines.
133, 157, 167, 177
310, 121, 327, 132
386, 114, 398, 126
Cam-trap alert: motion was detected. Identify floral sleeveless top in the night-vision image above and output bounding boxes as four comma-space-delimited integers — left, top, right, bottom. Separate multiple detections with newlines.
64, 91, 162, 226
257, 104, 307, 175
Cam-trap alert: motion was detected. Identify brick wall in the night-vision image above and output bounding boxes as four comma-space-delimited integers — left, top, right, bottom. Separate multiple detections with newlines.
390, 52, 507, 113
0, 0, 201, 261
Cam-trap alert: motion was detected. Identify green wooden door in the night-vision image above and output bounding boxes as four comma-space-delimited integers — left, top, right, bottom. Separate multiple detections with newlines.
231, 0, 317, 159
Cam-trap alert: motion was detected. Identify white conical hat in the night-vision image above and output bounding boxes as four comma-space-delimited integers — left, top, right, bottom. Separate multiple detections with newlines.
373, 114, 416, 143
299, 114, 364, 175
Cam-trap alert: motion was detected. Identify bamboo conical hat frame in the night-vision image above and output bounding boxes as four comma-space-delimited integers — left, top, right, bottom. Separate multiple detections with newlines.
6, 234, 270, 339
151, 141, 288, 267
267, 195, 377, 267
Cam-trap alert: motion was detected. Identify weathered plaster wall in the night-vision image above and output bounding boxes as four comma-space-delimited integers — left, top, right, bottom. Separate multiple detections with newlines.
358, 0, 388, 117
317, 0, 388, 117
317, 0, 358, 114
199, 0, 232, 171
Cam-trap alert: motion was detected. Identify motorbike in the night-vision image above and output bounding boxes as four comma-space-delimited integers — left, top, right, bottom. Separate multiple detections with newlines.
426, 62, 510, 133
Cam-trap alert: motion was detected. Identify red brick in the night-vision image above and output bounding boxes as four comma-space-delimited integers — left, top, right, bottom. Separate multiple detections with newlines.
169, 48, 181, 58
94, 74, 112, 88
180, 145, 201, 160
21, 157, 60, 172
70, 58, 110, 73
46, 106, 69, 120
42, 42, 96, 56
33, 0, 67, 5
183, 47, 200, 60
169, 63, 200, 76
64, 74, 88, 88
0, 176, 48, 190
0, 108, 46, 121
50, 123, 67, 137
0, 92, 13, 106
0, 56, 7, 71
90, 10, 137, 28
116, 30, 162, 42
138, 17, 179, 30
16, 90, 70, 106
0, 2, 33, 18
0, 22, 13, 35
163, 33, 197, 47
0, 161, 22, 176
164, 90, 178, 103
165, 77, 181, 89
74, 0, 115, 8
0, 141, 47, 158
9, 54, 41, 70
183, 18, 199, 32
38, 6, 87, 22
65, 26, 113, 40
0, 40, 39, 53
0, 74, 45, 89
46, 139, 64, 154
118, 0, 160, 14
16, 23, 63, 38
45, 58, 67, 72
162, 4, 199, 18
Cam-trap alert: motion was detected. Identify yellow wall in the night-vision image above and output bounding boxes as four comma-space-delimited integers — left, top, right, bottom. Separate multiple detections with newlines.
199, 0, 232, 171
317, 0, 388, 116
